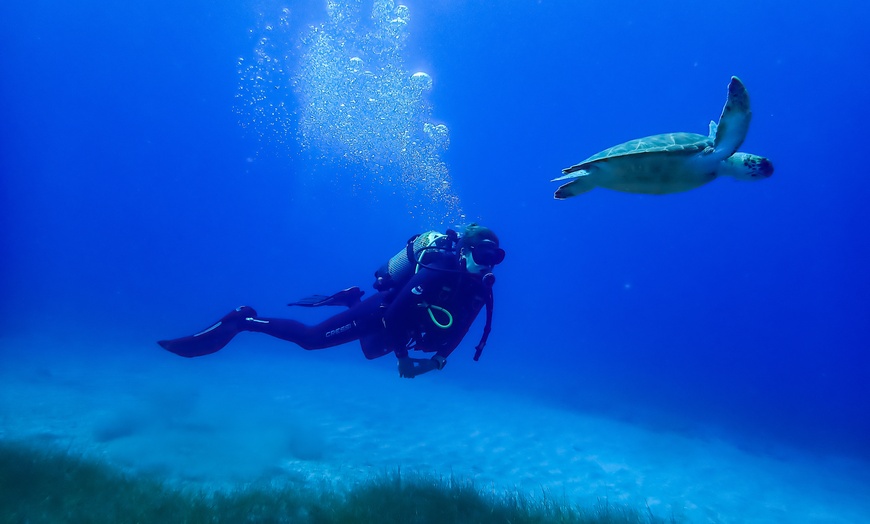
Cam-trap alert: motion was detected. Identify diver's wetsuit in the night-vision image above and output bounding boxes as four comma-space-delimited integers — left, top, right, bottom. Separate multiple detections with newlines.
158, 238, 493, 368
245, 293, 387, 356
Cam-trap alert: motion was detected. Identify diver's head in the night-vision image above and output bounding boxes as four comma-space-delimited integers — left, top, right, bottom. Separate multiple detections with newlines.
458, 224, 505, 274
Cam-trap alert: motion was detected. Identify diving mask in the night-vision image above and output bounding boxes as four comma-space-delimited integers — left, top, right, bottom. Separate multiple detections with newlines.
470, 239, 505, 267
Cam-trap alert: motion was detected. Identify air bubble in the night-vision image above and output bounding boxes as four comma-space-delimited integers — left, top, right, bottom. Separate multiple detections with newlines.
348, 56, 364, 73
238, 1, 462, 224
389, 17, 409, 34
410, 71, 432, 92
373, 0, 396, 22
395, 5, 410, 21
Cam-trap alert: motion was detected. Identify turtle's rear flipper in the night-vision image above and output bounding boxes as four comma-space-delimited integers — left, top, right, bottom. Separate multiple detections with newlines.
288, 286, 364, 308
555, 177, 596, 199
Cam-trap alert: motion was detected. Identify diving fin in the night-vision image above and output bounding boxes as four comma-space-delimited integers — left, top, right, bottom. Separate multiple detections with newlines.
288, 286, 364, 308
157, 306, 256, 358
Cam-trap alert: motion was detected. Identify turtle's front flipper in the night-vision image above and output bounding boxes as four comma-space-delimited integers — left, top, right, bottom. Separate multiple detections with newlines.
708, 120, 718, 139
711, 76, 752, 158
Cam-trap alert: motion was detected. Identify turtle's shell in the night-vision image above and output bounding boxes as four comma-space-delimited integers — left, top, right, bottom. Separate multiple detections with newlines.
575, 132, 711, 169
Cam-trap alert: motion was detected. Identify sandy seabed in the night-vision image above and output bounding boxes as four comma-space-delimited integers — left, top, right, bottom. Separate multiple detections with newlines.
1, 335, 867, 523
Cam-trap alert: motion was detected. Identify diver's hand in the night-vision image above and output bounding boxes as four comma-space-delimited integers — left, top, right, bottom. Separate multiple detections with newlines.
397, 357, 439, 378
398, 357, 420, 378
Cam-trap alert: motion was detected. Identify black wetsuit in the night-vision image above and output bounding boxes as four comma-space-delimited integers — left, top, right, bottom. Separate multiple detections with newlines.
158, 240, 493, 365
245, 248, 489, 360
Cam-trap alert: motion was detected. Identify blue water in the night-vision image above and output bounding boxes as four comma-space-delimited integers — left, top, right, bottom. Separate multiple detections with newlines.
2, 0, 868, 479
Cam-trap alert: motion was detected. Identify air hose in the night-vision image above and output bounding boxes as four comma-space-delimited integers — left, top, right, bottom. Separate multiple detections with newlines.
425, 304, 453, 329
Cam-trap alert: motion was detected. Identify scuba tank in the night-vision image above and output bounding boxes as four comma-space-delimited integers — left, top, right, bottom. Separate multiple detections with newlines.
373, 230, 458, 291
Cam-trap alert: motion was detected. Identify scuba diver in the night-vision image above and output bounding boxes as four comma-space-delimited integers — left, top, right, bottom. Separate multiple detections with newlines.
158, 224, 506, 378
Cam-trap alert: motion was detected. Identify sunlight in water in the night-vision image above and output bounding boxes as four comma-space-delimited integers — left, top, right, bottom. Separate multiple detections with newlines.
236, 1, 464, 225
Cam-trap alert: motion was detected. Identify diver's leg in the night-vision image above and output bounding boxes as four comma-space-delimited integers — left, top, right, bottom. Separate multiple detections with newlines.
243, 294, 385, 350
158, 295, 388, 358
359, 333, 393, 360
158, 306, 257, 358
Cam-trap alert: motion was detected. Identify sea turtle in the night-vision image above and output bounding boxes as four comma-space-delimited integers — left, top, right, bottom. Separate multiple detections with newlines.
553, 76, 773, 198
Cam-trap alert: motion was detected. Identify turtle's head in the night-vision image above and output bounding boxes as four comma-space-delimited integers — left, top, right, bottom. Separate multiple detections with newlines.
720, 152, 773, 181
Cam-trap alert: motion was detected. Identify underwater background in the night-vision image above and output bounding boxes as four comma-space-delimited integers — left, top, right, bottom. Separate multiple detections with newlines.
2, 0, 869, 521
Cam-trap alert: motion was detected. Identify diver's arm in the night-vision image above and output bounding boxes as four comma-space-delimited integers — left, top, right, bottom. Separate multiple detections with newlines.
397, 355, 446, 378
